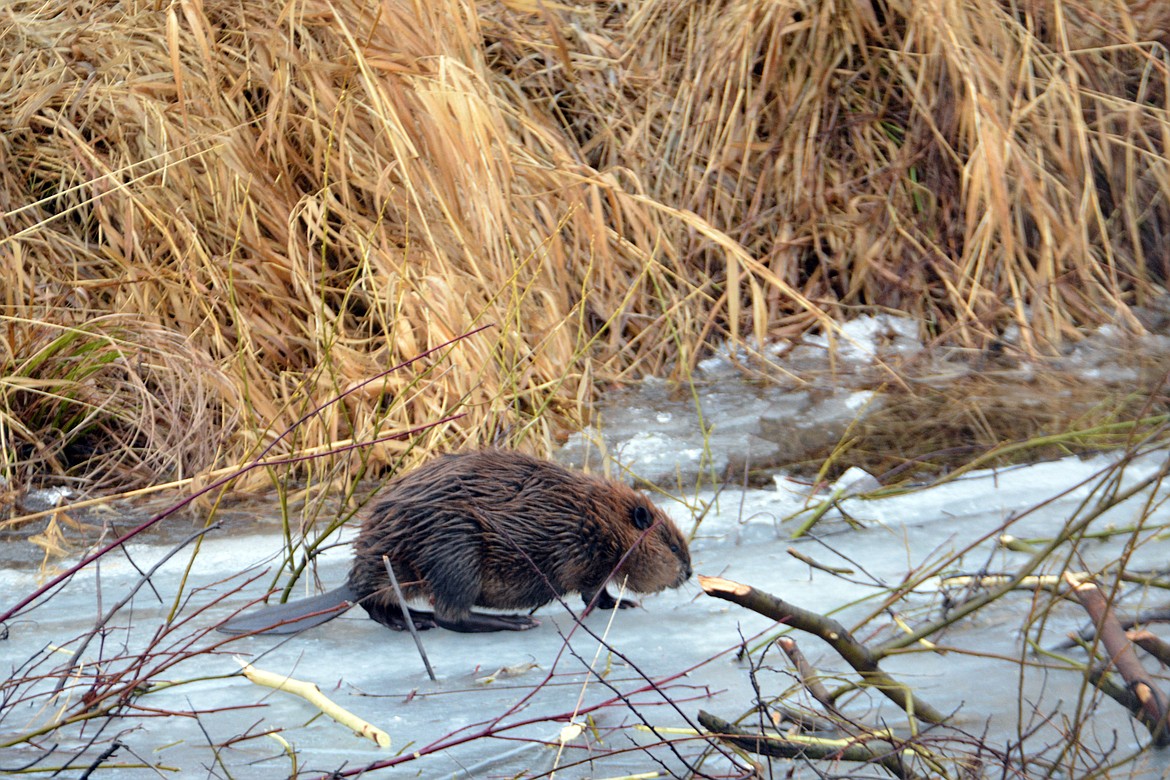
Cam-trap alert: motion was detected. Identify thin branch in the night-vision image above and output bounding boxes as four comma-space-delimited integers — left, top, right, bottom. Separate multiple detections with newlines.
381, 555, 435, 681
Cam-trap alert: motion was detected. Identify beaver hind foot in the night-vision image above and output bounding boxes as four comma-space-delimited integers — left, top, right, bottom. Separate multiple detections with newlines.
360, 601, 439, 631
362, 601, 538, 633
435, 612, 539, 632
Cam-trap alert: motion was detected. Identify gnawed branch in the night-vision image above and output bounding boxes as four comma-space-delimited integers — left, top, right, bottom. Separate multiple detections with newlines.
1065, 573, 1170, 746
698, 575, 947, 725
235, 659, 391, 748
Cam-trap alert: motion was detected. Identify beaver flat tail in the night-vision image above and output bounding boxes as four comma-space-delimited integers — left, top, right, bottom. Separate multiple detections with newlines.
217, 585, 356, 635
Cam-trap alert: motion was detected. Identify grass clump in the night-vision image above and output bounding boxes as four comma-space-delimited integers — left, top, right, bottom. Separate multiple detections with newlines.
853, 371, 1170, 481
1, 0, 1169, 493
0, 314, 235, 494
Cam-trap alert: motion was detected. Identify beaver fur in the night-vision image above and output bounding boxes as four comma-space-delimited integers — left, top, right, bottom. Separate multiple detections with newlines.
219, 450, 692, 634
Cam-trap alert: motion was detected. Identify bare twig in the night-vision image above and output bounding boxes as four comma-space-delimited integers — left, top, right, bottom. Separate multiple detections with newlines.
381, 555, 435, 682
77, 741, 122, 780
55, 523, 221, 695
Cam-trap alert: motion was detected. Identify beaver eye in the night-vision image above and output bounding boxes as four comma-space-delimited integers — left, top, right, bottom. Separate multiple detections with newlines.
631, 505, 653, 531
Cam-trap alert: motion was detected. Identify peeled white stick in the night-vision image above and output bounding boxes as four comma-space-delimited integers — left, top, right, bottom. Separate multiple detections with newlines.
235, 657, 391, 748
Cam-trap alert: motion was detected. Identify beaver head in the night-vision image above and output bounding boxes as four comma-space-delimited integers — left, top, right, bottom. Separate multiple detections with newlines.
599, 484, 692, 595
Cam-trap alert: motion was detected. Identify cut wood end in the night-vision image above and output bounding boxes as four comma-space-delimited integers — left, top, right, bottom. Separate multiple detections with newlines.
359, 725, 392, 748
697, 574, 752, 596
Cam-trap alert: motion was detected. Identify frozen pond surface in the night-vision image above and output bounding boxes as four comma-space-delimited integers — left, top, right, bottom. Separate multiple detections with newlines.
559, 315, 1170, 486
3, 448, 1170, 778
4, 316, 1170, 778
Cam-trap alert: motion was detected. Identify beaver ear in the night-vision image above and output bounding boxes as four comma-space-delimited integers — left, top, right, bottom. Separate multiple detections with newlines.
631, 504, 653, 531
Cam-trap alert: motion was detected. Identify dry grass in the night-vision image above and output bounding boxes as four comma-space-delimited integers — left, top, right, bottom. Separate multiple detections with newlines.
2, 0, 1169, 491
850, 368, 1170, 480
0, 315, 236, 491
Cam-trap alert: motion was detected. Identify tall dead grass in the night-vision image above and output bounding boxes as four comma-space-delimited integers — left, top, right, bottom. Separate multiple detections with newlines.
2, 0, 1169, 490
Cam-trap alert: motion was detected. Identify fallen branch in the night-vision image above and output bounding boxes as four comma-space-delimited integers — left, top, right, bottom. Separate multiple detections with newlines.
697, 710, 925, 780
777, 637, 835, 713
1057, 604, 1170, 650
1130, 630, 1170, 667
1065, 573, 1170, 746
698, 575, 947, 725
235, 659, 391, 748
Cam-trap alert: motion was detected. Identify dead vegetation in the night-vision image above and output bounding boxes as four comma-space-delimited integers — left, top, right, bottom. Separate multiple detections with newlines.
6, 4, 1170, 775
849, 368, 1170, 480
2, 0, 1170, 493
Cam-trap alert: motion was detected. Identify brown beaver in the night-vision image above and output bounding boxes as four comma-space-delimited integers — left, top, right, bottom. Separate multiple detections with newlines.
219, 450, 692, 634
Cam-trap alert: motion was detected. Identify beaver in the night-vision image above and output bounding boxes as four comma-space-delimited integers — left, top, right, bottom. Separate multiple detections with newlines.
218, 450, 692, 634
